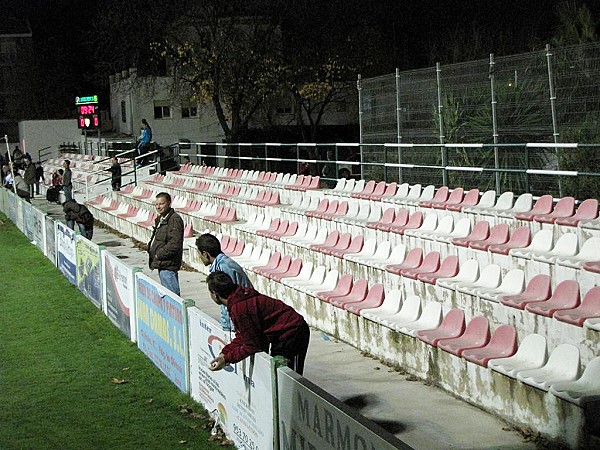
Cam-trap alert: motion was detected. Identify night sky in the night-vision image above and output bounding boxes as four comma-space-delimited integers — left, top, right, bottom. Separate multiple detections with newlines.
3, 0, 600, 116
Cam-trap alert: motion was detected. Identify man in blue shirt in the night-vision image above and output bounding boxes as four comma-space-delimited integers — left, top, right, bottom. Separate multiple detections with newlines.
136, 118, 152, 167
196, 233, 253, 331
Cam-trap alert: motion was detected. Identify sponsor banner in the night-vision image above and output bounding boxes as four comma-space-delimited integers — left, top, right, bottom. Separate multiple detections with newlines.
45, 215, 57, 265
103, 251, 137, 341
75, 235, 103, 310
31, 206, 46, 253
188, 308, 275, 450
6, 191, 17, 223
135, 273, 190, 392
22, 201, 34, 240
277, 368, 411, 450
56, 222, 77, 285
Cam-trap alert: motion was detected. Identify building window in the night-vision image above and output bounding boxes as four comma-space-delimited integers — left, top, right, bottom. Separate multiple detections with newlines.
181, 104, 198, 118
120, 101, 126, 123
154, 101, 171, 119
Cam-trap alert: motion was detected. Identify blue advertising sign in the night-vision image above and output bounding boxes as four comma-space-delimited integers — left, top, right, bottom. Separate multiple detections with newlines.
56, 222, 77, 285
135, 274, 191, 392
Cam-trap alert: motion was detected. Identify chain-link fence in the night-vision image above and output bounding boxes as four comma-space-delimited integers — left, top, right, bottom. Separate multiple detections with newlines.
358, 42, 600, 198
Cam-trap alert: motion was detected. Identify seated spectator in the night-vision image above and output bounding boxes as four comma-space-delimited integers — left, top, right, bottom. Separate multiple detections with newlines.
13, 172, 31, 202
63, 199, 94, 240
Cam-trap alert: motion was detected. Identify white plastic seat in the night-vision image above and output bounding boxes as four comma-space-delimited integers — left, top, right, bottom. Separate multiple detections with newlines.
232, 242, 254, 262
376, 295, 422, 327
305, 269, 340, 297
385, 182, 410, 203
340, 202, 370, 225
516, 344, 580, 391
356, 241, 392, 266
404, 213, 439, 238
395, 301, 443, 335
350, 179, 366, 195
549, 357, 600, 405
488, 334, 547, 378
341, 178, 356, 194
496, 193, 532, 218
455, 264, 501, 296
584, 317, 600, 332
243, 248, 271, 270
419, 215, 454, 241
404, 185, 434, 206
477, 191, 514, 216
360, 289, 403, 319
531, 232, 578, 264
477, 269, 526, 303
282, 224, 315, 245
370, 244, 406, 270
435, 217, 472, 243
509, 229, 553, 259
234, 245, 264, 267
285, 265, 326, 291
556, 237, 600, 269
280, 261, 313, 283
436, 259, 480, 290
344, 237, 378, 261
335, 199, 360, 223
462, 190, 497, 214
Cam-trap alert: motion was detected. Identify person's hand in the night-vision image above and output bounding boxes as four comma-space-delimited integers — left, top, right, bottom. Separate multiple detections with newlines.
209, 354, 226, 371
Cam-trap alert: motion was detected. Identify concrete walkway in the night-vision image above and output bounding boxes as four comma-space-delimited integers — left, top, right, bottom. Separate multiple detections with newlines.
33, 196, 538, 450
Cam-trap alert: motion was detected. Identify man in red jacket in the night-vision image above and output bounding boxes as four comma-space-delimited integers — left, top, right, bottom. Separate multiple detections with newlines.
206, 271, 310, 375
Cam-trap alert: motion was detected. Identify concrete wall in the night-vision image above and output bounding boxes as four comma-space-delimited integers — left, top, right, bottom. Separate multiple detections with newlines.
19, 119, 80, 161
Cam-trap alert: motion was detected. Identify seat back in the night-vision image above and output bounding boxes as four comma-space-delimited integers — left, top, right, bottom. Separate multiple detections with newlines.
445, 187, 465, 205
430, 186, 449, 203
507, 226, 532, 248
487, 223, 510, 244
371, 181, 387, 197
406, 184, 422, 200
371, 241, 393, 260
575, 198, 599, 219
476, 264, 502, 289
552, 196, 576, 216
346, 235, 365, 254
548, 280, 581, 307
391, 208, 410, 227
530, 195, 554, 214
511, 193, 533, 212
467, 221, 490, 241
462, 316, 491, 345
528, 229, 554, 252
402, 248, 424, 268
524, 274, 552, 300
550, 233, 579, 257
396, 295, 422, 322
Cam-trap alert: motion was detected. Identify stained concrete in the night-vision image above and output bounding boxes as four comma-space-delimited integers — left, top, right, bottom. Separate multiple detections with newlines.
32, 196, 537, 450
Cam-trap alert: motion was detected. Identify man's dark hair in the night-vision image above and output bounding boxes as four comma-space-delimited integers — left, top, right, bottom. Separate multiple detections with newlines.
64, 159, 70, 167
156, 191, 171, 203
207, 271, 236, 298
195, 233, 222, 257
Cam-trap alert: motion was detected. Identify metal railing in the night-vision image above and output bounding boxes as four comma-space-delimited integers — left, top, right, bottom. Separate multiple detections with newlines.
177, 141, 600, 200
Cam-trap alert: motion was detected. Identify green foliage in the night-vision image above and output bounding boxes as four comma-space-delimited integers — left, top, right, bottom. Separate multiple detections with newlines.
0, 216, 228, 450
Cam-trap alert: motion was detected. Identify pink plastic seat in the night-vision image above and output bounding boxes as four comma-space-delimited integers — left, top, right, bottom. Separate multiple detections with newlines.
462, 325, 518, 367
385, 248, 424, 275
451, 221, 490, 248
379, 208, 409, 232
273, 221, 299, 240
329, 279, 369, 307
583, 261, 600, 274
419, 186, 449, 208
270, 258, 303, 282
370, 182, 398, 201
514, 195, 553, 221
432, 187, 464, 210
316, 274, 354, 302
468, 223, 510, 251
437, 316, 490, 357
501, 274, 552, 310
416, 309, 466, 346
489, 226, 531, 255
554, 286, 600, 326
400, 251, 441, 280
533, 196, 576, 224
266, 220, 289, 239
315, 200, 339, 219
256, 218, 281, 237
389, 211, 423, 235
330, 235, 364, 258
227, 240, 245, 257
446, 188, 480, 212
365, 181, 387, 200
310, 231, 340, 252
351, 180, 376, 199
305, 199, 329, 218
525, 280, 581, 317
253, 252, 283, 277
345, 284, 385, 315
555, 198, 599, 227
320, 232, 351, 256
366, 207, 396, 230
258, 255, 292, 278
322, 201, 349, 220
418, 255, 459, 285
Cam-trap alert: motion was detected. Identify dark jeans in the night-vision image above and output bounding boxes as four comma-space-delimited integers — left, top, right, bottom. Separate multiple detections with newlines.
271, 322, 310, 375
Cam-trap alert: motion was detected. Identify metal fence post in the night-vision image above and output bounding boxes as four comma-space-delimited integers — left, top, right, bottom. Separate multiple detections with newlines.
489, 53, 501, 193
436, 62, 448, 186
546, 43, 563, 196
395, 68, 403, 183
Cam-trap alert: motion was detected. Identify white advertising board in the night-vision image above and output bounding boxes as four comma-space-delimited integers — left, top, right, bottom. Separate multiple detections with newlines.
103, 251, 137, 341
188, 308, 276, 450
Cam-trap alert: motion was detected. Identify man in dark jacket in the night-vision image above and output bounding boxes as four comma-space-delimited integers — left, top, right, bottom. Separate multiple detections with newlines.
106, 157, 122, 191
148, 192, 184, 296
63, 199, 94, 239
62, 160, 73, 201
206, 271, 310, 375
